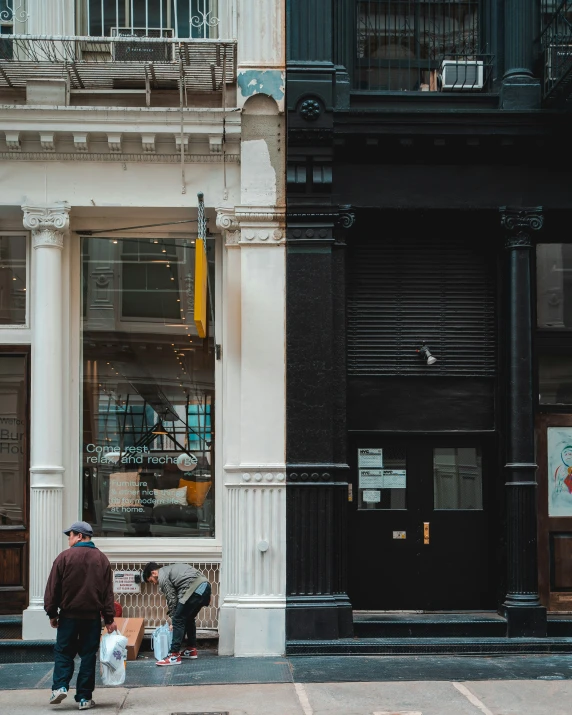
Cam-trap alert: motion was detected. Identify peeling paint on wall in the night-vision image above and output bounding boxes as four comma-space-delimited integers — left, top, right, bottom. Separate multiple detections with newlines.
241, 139, 276, 206
238, 70, 285, 101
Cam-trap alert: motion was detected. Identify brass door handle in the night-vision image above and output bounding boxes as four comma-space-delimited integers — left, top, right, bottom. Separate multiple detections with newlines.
423, 522, 430, 545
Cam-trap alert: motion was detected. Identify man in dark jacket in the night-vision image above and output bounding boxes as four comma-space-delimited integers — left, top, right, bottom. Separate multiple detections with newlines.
143, 562, 211, 666
44, 521, 117, 710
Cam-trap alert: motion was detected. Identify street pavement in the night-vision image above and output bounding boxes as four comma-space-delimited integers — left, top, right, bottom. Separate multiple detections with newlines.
2, 655, 572, 714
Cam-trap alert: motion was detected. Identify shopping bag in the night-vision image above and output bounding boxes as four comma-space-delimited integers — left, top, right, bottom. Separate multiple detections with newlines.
100, 631, 128, 686
152, 623, 172, 661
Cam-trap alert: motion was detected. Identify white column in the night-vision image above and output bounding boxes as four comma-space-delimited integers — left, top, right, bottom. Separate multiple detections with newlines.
26, 0, 75, 35
216, 209, 286, 656
21, 203, 70, 641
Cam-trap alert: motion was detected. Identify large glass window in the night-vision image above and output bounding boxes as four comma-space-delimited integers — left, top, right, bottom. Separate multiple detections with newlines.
83, 0, 218, 39
0, 235, 26, 325
356, 0, 480, 91
81, 236, 215, 538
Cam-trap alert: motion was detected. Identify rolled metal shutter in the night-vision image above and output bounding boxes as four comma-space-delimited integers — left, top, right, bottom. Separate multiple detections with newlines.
347, 236, 496, 376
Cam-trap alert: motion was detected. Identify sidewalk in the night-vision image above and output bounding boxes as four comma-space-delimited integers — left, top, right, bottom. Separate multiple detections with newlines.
2, 655, 572, 714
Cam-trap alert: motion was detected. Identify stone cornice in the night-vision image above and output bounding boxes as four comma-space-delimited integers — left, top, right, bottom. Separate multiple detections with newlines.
22, 202, 70, 249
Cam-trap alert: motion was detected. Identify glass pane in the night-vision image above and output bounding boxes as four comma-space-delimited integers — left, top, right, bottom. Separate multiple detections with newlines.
539, 356, 572, 405
356, 1, 480, 92
434, 447, 482, 510
537, 244, 572, 328
0, 236, 26, 325
0, 356, 27, 527
81, 236, 215, 538
358, 444, 406, 510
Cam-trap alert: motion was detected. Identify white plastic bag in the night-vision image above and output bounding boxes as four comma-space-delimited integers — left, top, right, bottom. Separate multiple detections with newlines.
100, 631, 128, 686
152, 623, 172, 661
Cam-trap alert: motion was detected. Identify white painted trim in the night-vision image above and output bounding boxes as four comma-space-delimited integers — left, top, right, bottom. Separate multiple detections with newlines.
96, 538, 222, 562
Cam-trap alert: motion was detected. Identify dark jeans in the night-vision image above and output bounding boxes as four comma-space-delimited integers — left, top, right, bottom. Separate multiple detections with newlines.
170, 584, 211, 653
52, 616, 101, 702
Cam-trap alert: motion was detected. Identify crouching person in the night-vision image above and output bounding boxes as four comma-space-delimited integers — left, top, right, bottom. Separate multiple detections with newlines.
143, 562, 211, 666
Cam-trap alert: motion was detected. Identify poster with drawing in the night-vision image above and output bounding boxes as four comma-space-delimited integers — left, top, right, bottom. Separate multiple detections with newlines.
548, 427, 572, 517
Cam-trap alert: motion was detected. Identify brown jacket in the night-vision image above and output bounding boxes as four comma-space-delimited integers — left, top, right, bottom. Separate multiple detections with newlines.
44, 543, 115, 623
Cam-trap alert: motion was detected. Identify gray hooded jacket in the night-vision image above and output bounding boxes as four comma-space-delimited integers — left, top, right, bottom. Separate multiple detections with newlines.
158, 563, 207, 616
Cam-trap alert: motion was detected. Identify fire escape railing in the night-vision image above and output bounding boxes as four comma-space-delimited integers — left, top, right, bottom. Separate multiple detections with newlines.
0, 35, 236, 93
540, 0, 572, 106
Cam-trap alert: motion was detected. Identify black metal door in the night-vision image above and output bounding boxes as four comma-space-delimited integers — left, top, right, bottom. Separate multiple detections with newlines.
347, 435, 495, 610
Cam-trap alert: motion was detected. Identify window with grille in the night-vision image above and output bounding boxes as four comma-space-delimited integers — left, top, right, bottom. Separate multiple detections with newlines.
80, 0, 219, 39
356, 0, 481, 91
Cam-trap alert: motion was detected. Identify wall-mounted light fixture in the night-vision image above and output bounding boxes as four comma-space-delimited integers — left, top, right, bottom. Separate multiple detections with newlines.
417, 342, 437, 365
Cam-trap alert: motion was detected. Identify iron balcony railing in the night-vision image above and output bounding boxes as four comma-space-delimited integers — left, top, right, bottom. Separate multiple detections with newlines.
540, 0, 572, 104
0, 34, 236, 93
355, 0, 489, 92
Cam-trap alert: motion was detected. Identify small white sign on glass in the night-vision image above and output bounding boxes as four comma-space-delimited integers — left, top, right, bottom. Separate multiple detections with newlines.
358, 448, 383, 468
362, 489, 381, 503
382, 469, 406, 489
359, 469, 384, 488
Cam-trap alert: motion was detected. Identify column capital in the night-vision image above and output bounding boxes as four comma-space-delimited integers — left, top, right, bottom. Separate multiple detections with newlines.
500, 206, 543, 248
216, 205, 285, 246
22, 202, 70, 249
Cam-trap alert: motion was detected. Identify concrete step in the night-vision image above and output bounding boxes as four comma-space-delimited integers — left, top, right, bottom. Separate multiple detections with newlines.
286, 636, 572, 656
0, 616, 22, 640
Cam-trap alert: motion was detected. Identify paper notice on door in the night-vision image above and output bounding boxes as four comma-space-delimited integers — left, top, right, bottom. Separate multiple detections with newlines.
359, 469, 384, 488
382, 470, 406, 489
358, 448, 383, 468
362, 489, 381, 503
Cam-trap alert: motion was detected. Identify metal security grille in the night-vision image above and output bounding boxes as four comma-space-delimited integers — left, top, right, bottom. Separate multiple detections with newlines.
112, 561, 219, 633
356, 0, 481, 91
347, 236, 496, 376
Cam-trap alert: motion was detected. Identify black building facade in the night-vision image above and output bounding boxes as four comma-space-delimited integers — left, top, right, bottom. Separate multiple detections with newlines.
286, 0, 572, 651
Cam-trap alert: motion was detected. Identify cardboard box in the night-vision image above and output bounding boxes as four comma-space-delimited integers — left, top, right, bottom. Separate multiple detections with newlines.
102, 617, 145, 661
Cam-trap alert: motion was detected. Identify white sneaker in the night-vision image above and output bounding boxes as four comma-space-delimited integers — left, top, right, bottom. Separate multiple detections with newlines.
78, 699, 95, 710
50, 687, 67, 705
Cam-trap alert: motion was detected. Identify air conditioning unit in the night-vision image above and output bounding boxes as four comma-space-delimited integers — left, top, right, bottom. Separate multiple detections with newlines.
547, 44, 572, 82
111, 28, 175, 62
440, 60, 484, 91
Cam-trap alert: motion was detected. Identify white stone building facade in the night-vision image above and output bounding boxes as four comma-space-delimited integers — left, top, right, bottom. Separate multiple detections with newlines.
0, 0, 286, 657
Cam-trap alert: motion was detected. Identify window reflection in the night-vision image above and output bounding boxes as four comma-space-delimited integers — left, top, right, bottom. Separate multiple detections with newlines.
0, 236, 26, 325
81, 237, 215, 537
537, 244, 572, 329
434, 447, 482, 510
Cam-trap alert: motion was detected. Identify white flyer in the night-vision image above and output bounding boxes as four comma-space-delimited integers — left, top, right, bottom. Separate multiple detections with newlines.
358, 448, 383, 468
362, 489, 381, 503
359, 469, 384, 488
381, 470, 406, 489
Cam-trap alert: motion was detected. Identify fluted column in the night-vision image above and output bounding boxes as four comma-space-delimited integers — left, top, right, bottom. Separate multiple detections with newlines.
216, 206, 286, 656
500, 207, 546, 637
21, 202, 70, 641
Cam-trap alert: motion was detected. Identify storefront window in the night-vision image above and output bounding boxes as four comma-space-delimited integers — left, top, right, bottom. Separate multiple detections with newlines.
81, 237, 215, 537
0, 235, 26, 325
537, 244, 572, 329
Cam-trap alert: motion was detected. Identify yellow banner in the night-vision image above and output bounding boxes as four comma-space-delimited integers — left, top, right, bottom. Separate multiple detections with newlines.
194, 238, 207, 338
